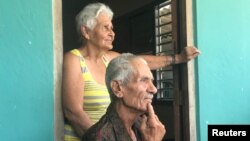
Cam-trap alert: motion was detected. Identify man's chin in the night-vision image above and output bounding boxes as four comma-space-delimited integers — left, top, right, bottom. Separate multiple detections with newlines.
145, 99, 153, 103
143, 101, 152, 112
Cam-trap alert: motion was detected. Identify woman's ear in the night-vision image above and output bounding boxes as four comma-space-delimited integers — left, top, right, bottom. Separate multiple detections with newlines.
80, 25, 90, 40
111, 80, 123, 98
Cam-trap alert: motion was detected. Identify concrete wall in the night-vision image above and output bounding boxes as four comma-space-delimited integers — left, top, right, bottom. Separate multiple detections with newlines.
0, 0, 54, 140
194, 0, 250, 140
1, 0, 250, 140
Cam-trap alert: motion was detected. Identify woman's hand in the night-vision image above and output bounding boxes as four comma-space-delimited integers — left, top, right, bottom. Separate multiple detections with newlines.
175, 46, 201, 64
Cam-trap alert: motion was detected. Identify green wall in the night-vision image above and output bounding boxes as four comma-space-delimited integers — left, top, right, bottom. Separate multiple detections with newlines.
0, 0, 54, 140
194, 0, 250, 140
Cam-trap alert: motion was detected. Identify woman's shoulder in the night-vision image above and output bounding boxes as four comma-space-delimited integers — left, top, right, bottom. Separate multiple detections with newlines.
106, 51, 120, 60
63, 49, 83, 65
64, 48, 83, 58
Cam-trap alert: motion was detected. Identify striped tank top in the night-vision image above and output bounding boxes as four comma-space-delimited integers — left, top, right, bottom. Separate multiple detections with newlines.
64, 49, 111, 141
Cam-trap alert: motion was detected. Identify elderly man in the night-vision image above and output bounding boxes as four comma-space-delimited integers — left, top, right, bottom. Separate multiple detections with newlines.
82, 53, 166, 141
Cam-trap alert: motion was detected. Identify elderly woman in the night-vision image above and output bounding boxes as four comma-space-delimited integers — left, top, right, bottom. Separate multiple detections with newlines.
62, 2, 200, 141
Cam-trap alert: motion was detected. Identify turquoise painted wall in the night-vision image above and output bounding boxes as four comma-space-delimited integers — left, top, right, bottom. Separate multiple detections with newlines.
0, 0, 54, 140
194, 0, 250, 140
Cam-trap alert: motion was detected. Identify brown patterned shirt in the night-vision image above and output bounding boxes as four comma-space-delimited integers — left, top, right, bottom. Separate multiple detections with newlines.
81, 104, 142, 141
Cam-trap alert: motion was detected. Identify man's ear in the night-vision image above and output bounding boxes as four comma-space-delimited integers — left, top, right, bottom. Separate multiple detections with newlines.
111, 80, 123, 98
80, 25, 90, 40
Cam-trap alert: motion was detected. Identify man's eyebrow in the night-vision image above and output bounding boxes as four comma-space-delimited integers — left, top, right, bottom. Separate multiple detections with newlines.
140, 76, 154, 81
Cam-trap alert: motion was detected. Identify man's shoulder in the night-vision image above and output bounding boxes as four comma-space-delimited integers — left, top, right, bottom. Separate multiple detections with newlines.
82, 115, 115, 140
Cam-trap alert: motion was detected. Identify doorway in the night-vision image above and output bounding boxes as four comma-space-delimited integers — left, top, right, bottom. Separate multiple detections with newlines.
60, 0, 197, 141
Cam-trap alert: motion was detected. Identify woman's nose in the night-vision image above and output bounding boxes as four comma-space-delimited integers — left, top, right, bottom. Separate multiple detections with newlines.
110, 29, 115, 36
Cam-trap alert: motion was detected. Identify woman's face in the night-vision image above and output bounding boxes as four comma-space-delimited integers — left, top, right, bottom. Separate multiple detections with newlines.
88, 13, 115, 50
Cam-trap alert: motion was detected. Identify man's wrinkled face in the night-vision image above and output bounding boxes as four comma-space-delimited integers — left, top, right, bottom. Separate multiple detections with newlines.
120, 59, 157, 112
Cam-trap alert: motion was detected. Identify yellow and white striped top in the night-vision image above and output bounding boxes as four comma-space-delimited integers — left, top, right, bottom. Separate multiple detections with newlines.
64, 49, 111, 141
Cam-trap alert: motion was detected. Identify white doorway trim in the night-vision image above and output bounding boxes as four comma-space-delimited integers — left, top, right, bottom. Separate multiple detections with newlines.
53, 0, 64, 140
186, 0, 197, 141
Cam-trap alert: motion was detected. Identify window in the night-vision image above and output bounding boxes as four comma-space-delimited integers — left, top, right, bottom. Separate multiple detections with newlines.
155, 0, 175, 101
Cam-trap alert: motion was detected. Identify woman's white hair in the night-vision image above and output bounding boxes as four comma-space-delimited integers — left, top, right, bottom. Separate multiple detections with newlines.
76, 2, 113, 44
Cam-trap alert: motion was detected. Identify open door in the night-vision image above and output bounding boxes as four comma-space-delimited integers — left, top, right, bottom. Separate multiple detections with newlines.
62, 0, 194, 140
153, 0, 191, 141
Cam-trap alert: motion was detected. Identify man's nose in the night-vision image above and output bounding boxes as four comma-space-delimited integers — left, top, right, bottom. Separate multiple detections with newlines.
149, 81, 157, 94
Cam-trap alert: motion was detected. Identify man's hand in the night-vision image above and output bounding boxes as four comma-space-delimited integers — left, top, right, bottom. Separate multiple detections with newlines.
176, 46, 201, 64
139, 103, 166, 141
